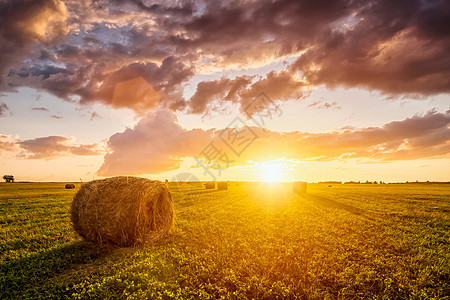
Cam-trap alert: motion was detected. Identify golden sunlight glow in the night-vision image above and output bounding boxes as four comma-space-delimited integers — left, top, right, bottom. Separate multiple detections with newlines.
260, 162, 284, 182
251, 158, 301, 182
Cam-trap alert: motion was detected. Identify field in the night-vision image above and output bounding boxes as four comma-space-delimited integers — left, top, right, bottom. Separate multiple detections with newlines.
0, 182, 449, 299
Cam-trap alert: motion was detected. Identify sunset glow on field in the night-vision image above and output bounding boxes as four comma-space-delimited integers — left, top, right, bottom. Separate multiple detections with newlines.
0, 0, 448, 183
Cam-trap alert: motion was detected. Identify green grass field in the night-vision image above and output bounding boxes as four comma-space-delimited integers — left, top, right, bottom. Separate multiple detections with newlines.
1, 182, 449, 299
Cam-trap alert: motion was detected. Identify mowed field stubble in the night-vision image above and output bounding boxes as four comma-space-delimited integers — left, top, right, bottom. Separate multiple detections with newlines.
0, 182, 449, 299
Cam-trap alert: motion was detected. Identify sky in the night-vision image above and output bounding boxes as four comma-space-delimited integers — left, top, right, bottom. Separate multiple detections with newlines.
0, 0, 449, 182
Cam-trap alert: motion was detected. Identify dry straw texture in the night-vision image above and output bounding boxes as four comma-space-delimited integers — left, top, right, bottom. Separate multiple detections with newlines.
71, 176, 174, 246
293, 181, 307, 194
205, 182, 215, 189
218, 182, 228, 190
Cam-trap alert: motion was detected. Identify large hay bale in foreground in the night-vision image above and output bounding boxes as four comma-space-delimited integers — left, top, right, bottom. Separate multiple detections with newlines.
205, 182, 215, 189
65, 183, 75, 189
217, 182, 228, 190
293, 181, 307, 194
71, 176, 173, 246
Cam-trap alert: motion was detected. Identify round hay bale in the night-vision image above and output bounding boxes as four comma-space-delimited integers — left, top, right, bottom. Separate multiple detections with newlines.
71, 176, 173, 246
205, 182, 215, 189
65, 183, 75, 189
293, 181, 307, 194
217, 182, 228, 190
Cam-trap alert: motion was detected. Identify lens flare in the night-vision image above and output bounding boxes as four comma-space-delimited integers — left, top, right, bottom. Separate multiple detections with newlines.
261, 162, 283, 182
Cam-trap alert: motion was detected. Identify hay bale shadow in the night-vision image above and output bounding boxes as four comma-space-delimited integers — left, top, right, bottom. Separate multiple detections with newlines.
0, 241, 117, 298
186, 189, 221, 196
298, 194, 373, 219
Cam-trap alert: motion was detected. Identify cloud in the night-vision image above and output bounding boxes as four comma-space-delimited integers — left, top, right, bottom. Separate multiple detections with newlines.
180, 0, 351, 68
307, 101, 320, 108
188, 76, 253, 114
320, 102, 341, 110
32, 107, 49, 112
50, 115, 63, 119
17, 136, 103, 159
0, 135, 18, 153
0, 0, 449, 115
188, 70, 306, 115
77, 56, 194, 114
0, 0, 68, 90
308, 99, 341, 110
0, 102, 12, 117
240, 109, 450, 162
97, 109, 450, 175
291, 0, 450, 96
97, 109, 213, 175
90, 111, 101, 120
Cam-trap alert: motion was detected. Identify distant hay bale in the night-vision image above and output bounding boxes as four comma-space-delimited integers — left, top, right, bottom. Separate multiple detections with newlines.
65, 183, 75, 189
217, 182, 228, 190
293, 181, 307, 194
71, 176, 174, 246
205, 182, 215, 189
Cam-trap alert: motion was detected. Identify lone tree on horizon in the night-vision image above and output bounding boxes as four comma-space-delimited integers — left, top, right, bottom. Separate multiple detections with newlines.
3, 175, 14, 183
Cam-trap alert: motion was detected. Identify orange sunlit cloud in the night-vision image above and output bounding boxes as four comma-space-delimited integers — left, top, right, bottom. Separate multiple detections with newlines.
1, 135, 104, 160
96, 109, 450, 176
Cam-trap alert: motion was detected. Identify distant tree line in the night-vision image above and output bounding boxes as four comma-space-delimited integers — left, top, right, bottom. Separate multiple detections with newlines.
316, 180, 448, 184
344, 180, 385, 184
318, 181, 386, 184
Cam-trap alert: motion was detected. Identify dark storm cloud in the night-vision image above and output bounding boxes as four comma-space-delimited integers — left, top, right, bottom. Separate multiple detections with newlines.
110, 0, 194, 15
180, 0, 352, 60
291, 0, 450, 95
0, 0, 68, 89
12, 65, 74, 80
1, 0, 449, 114
188, 71, 306, 115
77, 56, 195, 114
188, 76, 253, 114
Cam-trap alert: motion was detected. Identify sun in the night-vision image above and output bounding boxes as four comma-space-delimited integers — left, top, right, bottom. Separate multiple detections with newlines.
254, 158, 299, 182
261, 162, 283, 182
